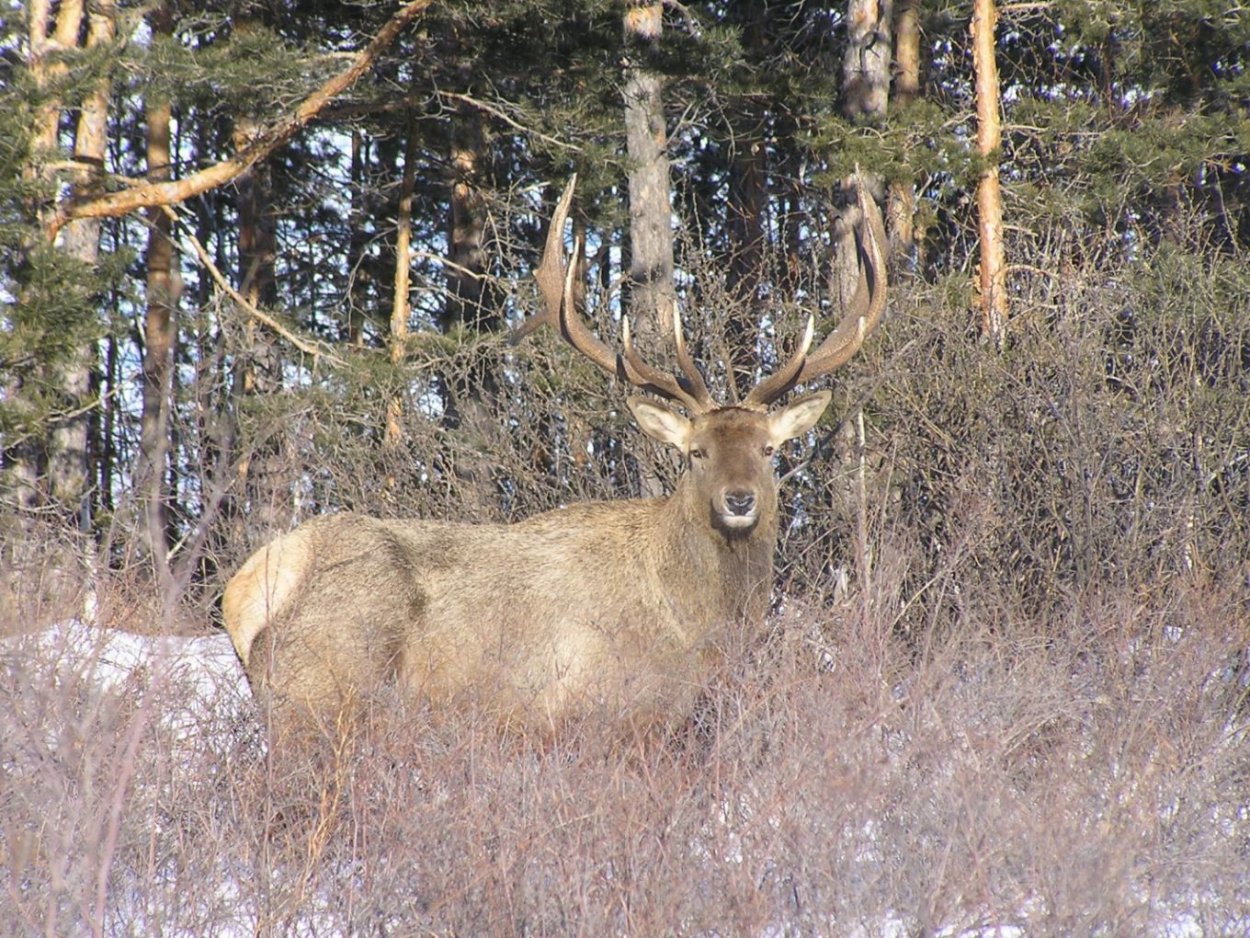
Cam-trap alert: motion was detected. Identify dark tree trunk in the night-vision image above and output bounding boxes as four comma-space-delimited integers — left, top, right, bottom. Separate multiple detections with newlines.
137, 3, 179, 590
445, 100, 492, 332
232, 62, 288, 542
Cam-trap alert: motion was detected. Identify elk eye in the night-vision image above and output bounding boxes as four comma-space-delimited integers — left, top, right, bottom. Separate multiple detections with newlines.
690, 447, 706, 461
763, 445, 775, 457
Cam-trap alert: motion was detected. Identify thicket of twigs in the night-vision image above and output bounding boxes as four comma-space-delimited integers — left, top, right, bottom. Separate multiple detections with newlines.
3, 219, 1249, 934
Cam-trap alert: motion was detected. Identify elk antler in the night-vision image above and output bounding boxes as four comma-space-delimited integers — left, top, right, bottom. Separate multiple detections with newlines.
515, 175, 715, 414
744, 177, 888, 408
517, 174, 884, 413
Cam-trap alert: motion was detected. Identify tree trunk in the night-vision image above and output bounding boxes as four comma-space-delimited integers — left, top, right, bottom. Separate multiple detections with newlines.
887, 0, 920, 268
137, 2, 178, 589
838, 0, 891, 306
386, 119, 418, 454
445, 99, 492, 332
231, 26, 287, 541
50, 0, 116, 525
723, 1, 770, 401
622, 2, 677, 498
7, 0, 85, 513
29, 0, 84, 158
726, 124, 768, 399
441, 96, 502, 518
842, 0, 893, 120
622, 2, 676, 341
972, 0, 1008, 343
345, 129, 372, 345
840, 1, 892, 601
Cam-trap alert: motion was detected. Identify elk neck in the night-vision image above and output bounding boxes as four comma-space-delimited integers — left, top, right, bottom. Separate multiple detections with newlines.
650, 469, 779, 616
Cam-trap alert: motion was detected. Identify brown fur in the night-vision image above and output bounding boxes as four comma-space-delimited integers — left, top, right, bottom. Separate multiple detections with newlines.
222, 397, 831, 740
223, 175, 887, 744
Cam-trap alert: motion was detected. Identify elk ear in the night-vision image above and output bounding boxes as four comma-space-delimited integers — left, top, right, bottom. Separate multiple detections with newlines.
627, 397, 691, 449
768, 390, 832, 443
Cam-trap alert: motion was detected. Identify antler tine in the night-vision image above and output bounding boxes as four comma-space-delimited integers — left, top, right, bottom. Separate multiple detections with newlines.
741, 313, 816, 408
512, 175, 620, 379
515, 176, 721, 414
744, 178, 887, 408
621, 311, 709, 413
798, 182, 888, 375
512, 175, 577, 343
669, 299, 716, 410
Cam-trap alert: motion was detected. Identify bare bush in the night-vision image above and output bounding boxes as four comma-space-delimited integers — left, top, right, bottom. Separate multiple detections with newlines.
3, 552, 1248, 934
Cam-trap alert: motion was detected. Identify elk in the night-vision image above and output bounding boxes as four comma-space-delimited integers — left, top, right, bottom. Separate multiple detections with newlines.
222, 176, 887, 743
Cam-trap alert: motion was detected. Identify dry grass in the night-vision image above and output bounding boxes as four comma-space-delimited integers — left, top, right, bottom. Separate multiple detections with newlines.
2, 557, 1247, 936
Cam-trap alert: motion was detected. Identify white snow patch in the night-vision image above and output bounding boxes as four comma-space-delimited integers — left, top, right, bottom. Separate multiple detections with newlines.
2, 619, 253, 740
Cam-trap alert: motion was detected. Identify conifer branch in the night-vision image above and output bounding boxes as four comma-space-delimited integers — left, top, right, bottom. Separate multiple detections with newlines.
46, 0, 434, 241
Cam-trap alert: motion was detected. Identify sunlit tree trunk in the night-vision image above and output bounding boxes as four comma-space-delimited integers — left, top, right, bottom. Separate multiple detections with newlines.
7, 0, 84, 512
29, 0, 84, 160
386, 120, 418, 454
51, 0, 116, 525
838, 0, 891, 303
622, 1, 676, 340
972, 0, 1008, 343
888, 0, 920, 267
842, 0, 893, 120
622, 2, 677, 498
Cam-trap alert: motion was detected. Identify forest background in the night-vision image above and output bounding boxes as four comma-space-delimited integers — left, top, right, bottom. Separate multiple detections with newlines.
2, 1, 1250, 934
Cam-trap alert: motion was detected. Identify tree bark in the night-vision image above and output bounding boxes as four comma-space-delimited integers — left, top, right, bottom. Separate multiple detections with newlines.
441, 95, 503, 517
8, 0, 85, 513
887, 0, 920, 267
232, 79, 287, 542
840, 1, 892, 600
725, 4, 769, 400
386, 120, 419, 453
972, 0, 1008, 343
445, 98, 491, 331
622, 2, 676, 341
842, 0, 893, 120
137, 2, 178, 588
50, 0, 116, 524
29, 0, 84, 158
345, 130, 372, 345
726, 127, 768, 399
838, 0, 892, 306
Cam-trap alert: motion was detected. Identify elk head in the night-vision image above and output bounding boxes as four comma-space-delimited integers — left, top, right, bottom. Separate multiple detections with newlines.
514, 174, 888, 539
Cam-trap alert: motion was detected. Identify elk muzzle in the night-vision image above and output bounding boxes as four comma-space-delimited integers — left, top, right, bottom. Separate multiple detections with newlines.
715, 486, 762, 532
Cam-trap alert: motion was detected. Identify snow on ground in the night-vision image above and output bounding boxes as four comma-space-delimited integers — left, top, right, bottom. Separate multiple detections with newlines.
2, 619, 252, 742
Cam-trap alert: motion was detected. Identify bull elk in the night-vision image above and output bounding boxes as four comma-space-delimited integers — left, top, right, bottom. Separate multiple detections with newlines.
222, 176, 887, 742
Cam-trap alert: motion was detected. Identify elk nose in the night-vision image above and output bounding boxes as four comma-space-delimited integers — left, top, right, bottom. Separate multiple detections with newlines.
724, 490, 757, 517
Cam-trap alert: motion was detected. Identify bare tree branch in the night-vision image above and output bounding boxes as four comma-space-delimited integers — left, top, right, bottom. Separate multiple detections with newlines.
166, 206, 346, 367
